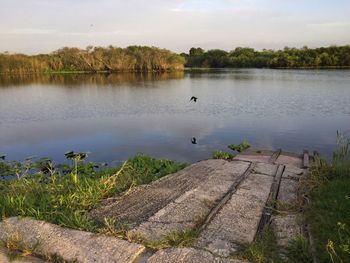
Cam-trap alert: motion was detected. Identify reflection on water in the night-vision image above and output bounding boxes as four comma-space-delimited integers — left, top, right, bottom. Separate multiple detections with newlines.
0, 71, 185, 87
0, 69, 349, 164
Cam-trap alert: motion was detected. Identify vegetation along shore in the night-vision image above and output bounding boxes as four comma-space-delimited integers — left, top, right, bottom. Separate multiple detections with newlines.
0, 45, 349, 74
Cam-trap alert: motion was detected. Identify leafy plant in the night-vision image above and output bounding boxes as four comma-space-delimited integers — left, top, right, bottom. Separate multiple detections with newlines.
64, 151, 89, 184
228, 140, 251, 153
326, 222, 350, 263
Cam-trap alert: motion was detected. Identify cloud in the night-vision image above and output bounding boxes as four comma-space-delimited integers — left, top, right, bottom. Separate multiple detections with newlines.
170, 0, 259, 13
62, 30, 142, 37
11, 28, 57, 35
306, 22, 350, 28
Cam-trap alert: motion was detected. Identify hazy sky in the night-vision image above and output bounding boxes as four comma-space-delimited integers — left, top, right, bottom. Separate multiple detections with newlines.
1, 0, 350, 54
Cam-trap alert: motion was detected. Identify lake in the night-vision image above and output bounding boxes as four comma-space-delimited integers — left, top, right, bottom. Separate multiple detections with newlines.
0, 69, 349, 164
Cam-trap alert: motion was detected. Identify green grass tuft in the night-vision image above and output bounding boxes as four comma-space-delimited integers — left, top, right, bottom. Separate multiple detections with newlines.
233, 227, 281, 263
0, 154, 186, 231
212, 150, 235, 160
129, 229, 199, 250
286, 235, 313, 263
228, 140, 250, 153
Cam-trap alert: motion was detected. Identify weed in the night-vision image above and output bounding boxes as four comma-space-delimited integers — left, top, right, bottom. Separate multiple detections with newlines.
44, 253, 77, 263
98, 217, 131, 238
326, 222, 350, 263
0, 231, 40, 257
163, 229, 199, 248
228, 140, 251, 153
233, 226, 281, 263
129, 229, 199, 250
212, 150, 235, 160
285, 235, 313, 263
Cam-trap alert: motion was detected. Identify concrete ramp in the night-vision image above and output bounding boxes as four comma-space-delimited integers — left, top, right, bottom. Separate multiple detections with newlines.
130, 161, 250, 241
90, 160, 249, 226
1, 149, 310, 262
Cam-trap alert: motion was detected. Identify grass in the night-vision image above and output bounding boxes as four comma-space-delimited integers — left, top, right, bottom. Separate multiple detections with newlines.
126, 213, 206, 250
212, 140, 251, 160
233, 227, 281, 263
212, 150, 235, 160
300, 132, 350, 263
128, 229, 199, 250
1, 231, 40, 257
305, 178, 350, 262
228, 140, 251, 153
97, 217, 132, 239
233, 228, 313, 263
285, 235, 313, 263
0, 154, 186, 231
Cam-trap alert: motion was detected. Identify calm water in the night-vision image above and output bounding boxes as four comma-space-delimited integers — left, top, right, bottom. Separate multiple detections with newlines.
0, 69, 349, 164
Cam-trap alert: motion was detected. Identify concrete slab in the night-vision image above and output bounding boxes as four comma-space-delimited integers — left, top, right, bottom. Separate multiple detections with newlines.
271, 215, 302, 247
234, 150, 274, 163
282, 170, 302, 181
275, 154, 303, 168
130, 161, 250, 241
285, 166, 304, 176
90, 160, 244, 226
278, 178, 298, 204
252, 162, 278, 176
0, 217, 145, 263
234, 155, 271, 163
195, 173, 274, 257
147, 248, 245, 263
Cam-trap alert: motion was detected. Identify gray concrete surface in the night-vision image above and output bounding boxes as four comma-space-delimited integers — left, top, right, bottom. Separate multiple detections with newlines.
0, 217, 145, 263
195, 172, 274, 257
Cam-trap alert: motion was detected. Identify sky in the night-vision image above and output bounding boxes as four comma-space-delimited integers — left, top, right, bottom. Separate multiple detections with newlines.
0, 0, 350, 54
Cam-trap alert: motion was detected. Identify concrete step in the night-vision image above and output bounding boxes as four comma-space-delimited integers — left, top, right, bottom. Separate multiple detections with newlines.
0, 217, 145, 263
195, 163, 277, 257
130, 161, 251, 242
273, 161, 306, 250
90, 160, 246, 226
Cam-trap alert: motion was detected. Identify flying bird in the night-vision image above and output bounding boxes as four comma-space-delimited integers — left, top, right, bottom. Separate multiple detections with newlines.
191, 137, 197, 144
190, 96, 198, 102
0, 154, 6, 160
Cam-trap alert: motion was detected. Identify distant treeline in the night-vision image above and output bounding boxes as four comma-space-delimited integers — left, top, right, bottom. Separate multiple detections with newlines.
1, 45, 350, 74
0, 46, 185, 74
181, 45, 350, 68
